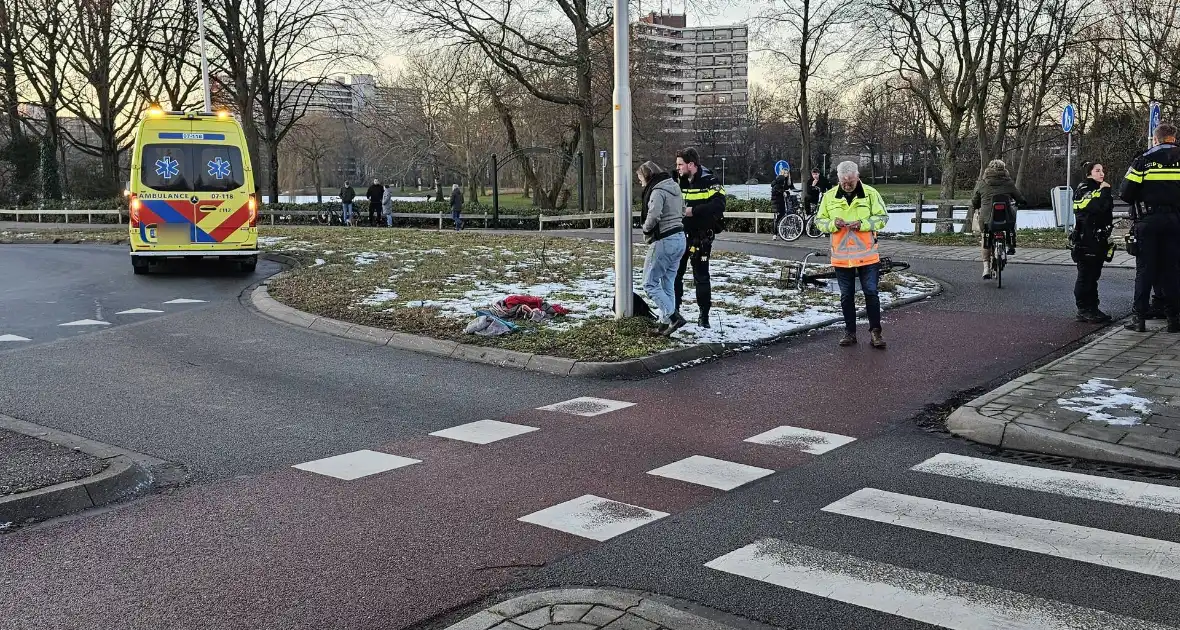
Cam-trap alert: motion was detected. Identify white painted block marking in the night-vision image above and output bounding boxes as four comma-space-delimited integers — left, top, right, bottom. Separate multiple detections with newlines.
745, 426, 857, 454
0, 334, 30, 342
823, 488, 1180, 580
705, 539, 1178, 630
535, 397, 636, 417
647, 456, 774, 491
292, 449, 420, 481
116, 308, 164, 315
518, 494, 668, 541
164, 298, 207, 304
429, 419, 539, 445
59, 319, 110, 327
913, 453, 1180, 515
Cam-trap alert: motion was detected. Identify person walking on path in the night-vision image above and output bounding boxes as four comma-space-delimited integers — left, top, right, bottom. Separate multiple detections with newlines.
1070, 162, 1115, 323
638, 161, 688, 336
816, 161, 889, 349
970, 159, 1028, 279
449, 184, 464, 231
366, 179, 384, 226
770, 168, 791, 241
674, 147, 726, 329
1120, 121, 1180, 332
340, 182, 356, 226
382, 183, 394, 227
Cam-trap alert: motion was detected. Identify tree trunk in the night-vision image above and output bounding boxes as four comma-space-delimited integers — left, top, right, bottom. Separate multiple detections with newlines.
577, 88, 596, 212
314, 160, 322, 203
937, 141, 958, 234
797, 3, 812, 178
268, 140, 280, 203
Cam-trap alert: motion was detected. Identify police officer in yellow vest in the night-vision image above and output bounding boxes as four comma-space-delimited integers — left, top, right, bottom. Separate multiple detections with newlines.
815, 161, 889, 348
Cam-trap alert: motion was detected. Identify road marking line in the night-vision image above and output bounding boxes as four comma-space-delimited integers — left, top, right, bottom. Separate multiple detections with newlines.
912, 453, 1180, 514
744, 426, 857, 454
518, 494, 668, 541
0, 334, 30, 342
429, 419, 539, 445
536, 397, 636, 417
647, 455, 774, 491
705, 539, 1178, 630
292, 449, 420, 481
163, 298, 207, 304
58, 319, 110, 327
822, 488, 1180, 580
115, 308, 165, 315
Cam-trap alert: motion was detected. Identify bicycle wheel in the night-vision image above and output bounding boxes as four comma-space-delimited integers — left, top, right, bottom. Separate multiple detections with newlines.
778, 214, 804, 241
805, 215, 824, 238
994, 241, 1005, 289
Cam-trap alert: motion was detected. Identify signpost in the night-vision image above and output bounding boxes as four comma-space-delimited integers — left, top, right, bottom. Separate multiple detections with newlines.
1150, 101, 1162, 147
774, 160, 791, 178
1061, 104, 1075, 189
612, 0, 632, 318
600, 150, 607, 212
721, 156, 727, 186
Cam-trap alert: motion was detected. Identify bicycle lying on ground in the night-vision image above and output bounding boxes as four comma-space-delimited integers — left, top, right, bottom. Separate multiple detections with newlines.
783, 252, 911, 290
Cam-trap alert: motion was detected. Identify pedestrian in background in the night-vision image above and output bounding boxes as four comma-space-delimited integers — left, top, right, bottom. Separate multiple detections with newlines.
1070, 162, 1115, 323
1120, 121, 1180, 332
674, 147, 726, 329
770, 167, 791, 241
970, 159, 1027, 279
803, 168, 827, 215
816, 161, 889, 349
638, 161, 688, 336
382, 183, 394, 227
340, 181, 355, 226
450, 184, 464, 231
366, 179, 384, 226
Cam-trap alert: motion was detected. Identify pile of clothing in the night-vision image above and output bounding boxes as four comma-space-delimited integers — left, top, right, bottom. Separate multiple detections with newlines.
463, 294, 570, 336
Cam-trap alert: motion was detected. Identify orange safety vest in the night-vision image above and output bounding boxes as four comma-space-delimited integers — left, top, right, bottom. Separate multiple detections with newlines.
830, 227, 880, 268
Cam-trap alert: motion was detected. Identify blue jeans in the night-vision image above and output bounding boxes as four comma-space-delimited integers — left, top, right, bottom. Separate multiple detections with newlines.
342, 202, 353, 224
834, 263, 881, 334
385, 211, 393, 227
643, 233, 687, 322
452, 209, 463, 230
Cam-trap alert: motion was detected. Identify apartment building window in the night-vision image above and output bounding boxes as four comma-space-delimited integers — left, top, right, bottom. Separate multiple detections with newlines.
734, 54, 748, 63
716, 43, 732, 53
697, 56, 713, 66
672, 108, 683, 117
698, 69, 714, 79
717, 94, 731, 104
716, 55, 731, 65
698, 94, 716, 105
735, 65, 749, 77
734, 92, 748, 102
698, 43, 714, 53
716, 68, 731, 79
716, 81, 732, 91
716, 29, 731, 40
735, 41, 747, 51
671, 95, 685, 103
684, 43, 695, 52
698, 30, 713, 40
697, 81, 715, 91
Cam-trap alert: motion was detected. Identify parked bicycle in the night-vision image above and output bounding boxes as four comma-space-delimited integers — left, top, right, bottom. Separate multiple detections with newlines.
776, 189, 823, 241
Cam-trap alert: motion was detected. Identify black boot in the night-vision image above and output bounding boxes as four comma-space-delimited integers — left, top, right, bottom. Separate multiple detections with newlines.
663, 312, 687, 337
699, 310, 711, 329
1125, 314, 1147, 332
1088, 309, 1113, 324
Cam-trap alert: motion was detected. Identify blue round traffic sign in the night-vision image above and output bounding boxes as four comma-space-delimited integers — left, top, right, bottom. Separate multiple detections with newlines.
1150, 102, 1162, 133
774, 160, 791, 176
1061, 104, 1076, 133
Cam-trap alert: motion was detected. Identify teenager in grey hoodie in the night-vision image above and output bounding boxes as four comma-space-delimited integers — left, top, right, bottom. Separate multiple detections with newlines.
639, 161, 687, 335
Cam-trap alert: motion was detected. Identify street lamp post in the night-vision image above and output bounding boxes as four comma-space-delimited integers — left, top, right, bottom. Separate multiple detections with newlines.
196, 0, 212, 114
721, 157, 727, 187
612, 0, 632, 319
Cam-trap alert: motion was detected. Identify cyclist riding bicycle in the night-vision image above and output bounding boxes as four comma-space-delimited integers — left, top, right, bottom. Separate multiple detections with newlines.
971, 159, 1028, 280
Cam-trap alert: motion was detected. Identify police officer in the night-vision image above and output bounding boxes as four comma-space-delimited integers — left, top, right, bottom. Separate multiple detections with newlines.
1121, 121, 1180, 332
674, 147, 726, 329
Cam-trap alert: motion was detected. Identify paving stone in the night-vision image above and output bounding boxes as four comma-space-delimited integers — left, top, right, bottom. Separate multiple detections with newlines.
1065, 423, 1127, 443
581, 606, 626, 626
492, 623, 529, 630
1015, 413, 1076, 432
541, 624, 596, 630
602, 614, 661, 630
1124, 424, 1168, 437
1119, 433, 1180, 455
512, 608, 552, 629
551, 605, 594, 624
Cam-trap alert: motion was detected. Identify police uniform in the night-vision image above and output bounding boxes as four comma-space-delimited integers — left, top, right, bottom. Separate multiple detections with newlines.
1120, 141, 1180, 329
676, 167, 726, 327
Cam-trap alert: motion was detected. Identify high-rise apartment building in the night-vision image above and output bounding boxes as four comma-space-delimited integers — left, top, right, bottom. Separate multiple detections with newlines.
635, 12, 750, 135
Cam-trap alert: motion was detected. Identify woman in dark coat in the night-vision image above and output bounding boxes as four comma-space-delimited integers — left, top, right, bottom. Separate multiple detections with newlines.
1070, 162, 1115, 323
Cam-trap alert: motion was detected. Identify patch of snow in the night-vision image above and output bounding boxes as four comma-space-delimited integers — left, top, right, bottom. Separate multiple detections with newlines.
361, 288, 399, 305
313, 258, 326, 267
353, 252, 380, 265
1056, 378, 1154, 426
258, 236, 290, 246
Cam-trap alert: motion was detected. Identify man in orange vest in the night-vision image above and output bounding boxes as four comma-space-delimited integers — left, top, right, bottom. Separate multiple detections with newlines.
815, 161, 889, 348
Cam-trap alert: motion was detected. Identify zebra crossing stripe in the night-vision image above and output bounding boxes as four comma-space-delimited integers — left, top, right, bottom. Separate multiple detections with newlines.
912, 453, 1180, 514
822, 488, 1180, 580
705, 539, 1177, 630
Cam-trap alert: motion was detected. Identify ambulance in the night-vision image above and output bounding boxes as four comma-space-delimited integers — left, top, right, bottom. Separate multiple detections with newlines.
127, 107, 259, 274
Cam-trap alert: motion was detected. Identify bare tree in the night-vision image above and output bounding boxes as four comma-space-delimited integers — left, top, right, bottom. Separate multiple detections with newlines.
141, 0, 204, 111
0, 0, 21, 139
16, 0, 71, 199
391, 0, 612, 211
754, 0, 857, 177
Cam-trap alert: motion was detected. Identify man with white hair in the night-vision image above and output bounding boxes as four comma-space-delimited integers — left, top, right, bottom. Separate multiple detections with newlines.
815, 161, 889, 348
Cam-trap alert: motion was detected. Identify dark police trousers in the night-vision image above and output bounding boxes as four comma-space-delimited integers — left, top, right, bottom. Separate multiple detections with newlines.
1132, 212, 1180, 317
675, 232, 713, 317
1074, 256, 1105, 312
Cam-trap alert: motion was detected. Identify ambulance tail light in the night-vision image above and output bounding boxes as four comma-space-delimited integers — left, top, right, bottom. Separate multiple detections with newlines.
129, 195, 142, 227
247, 196, 258, 227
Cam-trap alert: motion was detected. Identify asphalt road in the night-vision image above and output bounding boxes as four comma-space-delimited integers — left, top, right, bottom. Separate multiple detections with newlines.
2, 239, 1169, 630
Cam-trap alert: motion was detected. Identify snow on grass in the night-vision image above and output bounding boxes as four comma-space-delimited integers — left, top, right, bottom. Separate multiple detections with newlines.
361, 288, 399, 305
258, 236, 290, 246
313, 258, 326, 267
1056, 378, 1155, 426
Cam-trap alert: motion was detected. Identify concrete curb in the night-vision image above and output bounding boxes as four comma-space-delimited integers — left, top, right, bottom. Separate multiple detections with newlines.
442, 588, 769, 630
0, 413, 161, 526
250, 278, 943, 380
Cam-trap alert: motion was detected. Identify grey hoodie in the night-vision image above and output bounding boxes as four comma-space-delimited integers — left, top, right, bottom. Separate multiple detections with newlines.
642, 173, 685, 244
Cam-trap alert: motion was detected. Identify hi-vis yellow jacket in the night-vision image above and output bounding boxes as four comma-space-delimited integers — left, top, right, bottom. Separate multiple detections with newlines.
816, 182, 888, 268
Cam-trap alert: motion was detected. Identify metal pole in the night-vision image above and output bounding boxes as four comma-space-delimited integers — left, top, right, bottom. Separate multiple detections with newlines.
1064, 132, 1072, 232
196, 0, 212, 114
612, 0, 632, 319
601, 152, 607, 213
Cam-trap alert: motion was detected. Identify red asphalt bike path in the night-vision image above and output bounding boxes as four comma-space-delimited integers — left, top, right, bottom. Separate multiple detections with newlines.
0, 306, 1098, 630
